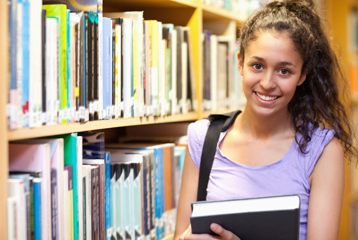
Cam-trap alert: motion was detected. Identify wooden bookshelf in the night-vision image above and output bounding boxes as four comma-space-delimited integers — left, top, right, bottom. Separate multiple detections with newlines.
0, 0, 9, 237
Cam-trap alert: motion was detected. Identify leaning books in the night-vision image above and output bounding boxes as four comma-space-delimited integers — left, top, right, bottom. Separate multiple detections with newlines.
190, 194, 300, 240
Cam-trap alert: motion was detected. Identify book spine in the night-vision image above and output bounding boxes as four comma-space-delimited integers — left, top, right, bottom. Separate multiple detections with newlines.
110, 164, 116, 240
123, 18, 133, 118
100, 164, 105, 240
33, 179, 42, 240
9, 0, 18, 130
66, 9, 71, 123
83, 176, 86, 240
16, 0, 23, 130
111, 20, 116, 119
85, 12, 89, 122
21, 0, 30, 128
65, 165, 74, 240
114, 19, 120, 119
94, 13, 99, 120
51, 169, 58, 240
105, 152, 112, 239
42, 9, 47, 125
97, 13, 103, 120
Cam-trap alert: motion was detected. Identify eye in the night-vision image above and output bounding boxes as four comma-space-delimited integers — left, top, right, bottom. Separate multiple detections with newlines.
279, 68, 291, 75
252, 64, 263, 70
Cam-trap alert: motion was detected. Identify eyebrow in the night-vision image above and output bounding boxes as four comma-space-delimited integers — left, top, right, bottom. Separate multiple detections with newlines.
251, 56, 297, 68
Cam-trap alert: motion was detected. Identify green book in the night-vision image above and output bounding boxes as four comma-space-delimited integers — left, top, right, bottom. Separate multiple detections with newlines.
48, 133, 78, 240
42, 4, 67, 124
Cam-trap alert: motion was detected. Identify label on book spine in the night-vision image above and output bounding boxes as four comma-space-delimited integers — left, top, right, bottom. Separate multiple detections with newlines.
85, 109, 89, 122
79, 106, 86, 120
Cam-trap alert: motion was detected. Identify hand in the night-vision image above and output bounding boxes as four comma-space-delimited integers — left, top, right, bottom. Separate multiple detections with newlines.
179, 224, 241, 240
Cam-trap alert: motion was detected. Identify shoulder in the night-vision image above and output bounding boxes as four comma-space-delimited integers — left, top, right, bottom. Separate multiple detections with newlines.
301, 126, 337, 176
187, 119, 210, 168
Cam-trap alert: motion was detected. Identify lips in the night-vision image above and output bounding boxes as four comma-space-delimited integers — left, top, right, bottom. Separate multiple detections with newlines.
254, 92, 279, 101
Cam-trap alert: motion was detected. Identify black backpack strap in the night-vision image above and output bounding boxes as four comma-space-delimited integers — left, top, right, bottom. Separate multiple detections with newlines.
197, 110, 241, 201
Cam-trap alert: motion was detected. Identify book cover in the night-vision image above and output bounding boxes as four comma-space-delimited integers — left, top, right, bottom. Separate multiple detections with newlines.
190, 195, 301, 240
78, 131, 105, 159
42, 4, 67, 124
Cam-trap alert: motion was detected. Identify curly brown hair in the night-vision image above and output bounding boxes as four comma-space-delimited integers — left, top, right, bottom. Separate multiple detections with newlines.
239, 0, 357, 163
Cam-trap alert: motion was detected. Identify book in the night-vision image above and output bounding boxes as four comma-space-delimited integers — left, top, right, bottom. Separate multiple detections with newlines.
65, 165, 74, 240
190, 194, 301, 240
7, 178, 26, 240
82, 165, 92, 240
42, 4, 67, 124
102, 17, 112, 120
50, 169, 58, 240
33, 178, 42, 240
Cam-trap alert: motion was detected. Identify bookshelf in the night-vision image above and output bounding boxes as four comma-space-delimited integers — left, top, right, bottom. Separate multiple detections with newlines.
0, 0, 9, 238
0, 0, 246, 238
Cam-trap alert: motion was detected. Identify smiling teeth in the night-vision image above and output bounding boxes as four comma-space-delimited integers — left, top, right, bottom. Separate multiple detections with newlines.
256, 92, 278, 101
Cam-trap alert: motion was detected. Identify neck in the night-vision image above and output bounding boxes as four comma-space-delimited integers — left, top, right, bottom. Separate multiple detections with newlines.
236, 105, 294, 140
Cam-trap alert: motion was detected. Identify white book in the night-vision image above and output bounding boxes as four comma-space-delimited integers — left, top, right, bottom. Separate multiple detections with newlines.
29, 0, 42, 127
181, 41, 188, 113
115, 22, 122, 119
82, 165, 92, 240
171, 29, 177, 115
159, 39, 166, 116
46, 18, 58, 126
210, 34, 218, 111
122, 17, 133, 118
7, 196, 17, 240
63, 169, 69, 240
98, 13, 104, 120
8, 178, 26, 240
17, 138, 65, 240
77, 136, 84, 240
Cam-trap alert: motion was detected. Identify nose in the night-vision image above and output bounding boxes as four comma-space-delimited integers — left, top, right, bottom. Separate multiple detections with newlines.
260, 72, 276, 90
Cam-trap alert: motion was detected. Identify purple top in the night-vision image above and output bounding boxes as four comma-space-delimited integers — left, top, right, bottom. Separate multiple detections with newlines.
188, 119, 335, 240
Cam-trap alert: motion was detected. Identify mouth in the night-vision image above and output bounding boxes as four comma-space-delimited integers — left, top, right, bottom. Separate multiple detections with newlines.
254, 91, 280, 101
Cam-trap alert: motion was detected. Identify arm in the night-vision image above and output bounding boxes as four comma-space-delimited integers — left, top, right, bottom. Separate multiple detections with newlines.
307, 137, 345, 240
174, 148, 199, 240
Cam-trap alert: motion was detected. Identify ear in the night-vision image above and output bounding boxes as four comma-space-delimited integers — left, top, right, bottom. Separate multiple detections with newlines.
237, 52, 243, 76
297, 72, 306, 86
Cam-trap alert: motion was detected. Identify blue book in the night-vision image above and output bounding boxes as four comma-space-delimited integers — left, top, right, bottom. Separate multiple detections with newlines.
33, 178, 42, 240
9, 0, 18, 129
22, 0, 30, 127
102, 17, 112, 119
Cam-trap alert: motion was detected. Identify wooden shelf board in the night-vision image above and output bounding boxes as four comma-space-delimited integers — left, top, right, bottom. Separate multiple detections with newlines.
104, 0, 198, 9
201, 3, 245, 23
8, 112, 199, 141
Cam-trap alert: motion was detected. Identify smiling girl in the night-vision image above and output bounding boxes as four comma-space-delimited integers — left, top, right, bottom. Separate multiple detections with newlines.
174, 0, 358, 240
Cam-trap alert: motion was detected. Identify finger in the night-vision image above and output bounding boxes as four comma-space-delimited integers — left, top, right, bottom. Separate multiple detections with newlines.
210, 223, 240, 240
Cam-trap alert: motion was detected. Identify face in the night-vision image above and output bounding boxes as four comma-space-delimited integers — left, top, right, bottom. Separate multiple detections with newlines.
238, 31, 306, 118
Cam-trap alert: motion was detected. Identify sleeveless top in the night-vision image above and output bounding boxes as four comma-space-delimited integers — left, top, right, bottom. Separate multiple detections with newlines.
187, 119, 335, 240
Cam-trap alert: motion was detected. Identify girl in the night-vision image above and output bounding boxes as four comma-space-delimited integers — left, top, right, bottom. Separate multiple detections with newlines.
174, 0, 358, 239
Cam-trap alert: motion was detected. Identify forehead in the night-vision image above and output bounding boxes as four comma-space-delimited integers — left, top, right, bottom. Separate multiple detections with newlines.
245, 31, 303, 64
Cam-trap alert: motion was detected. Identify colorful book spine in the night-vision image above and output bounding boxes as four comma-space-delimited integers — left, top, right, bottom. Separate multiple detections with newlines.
42, 4, 67, 124
102, 17, 112, 120
33, 178, 42, 240
105, 152, 112, 240
22, 0, 30, 128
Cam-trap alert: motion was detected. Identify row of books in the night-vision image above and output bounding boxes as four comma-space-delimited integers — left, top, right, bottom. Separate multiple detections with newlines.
7, 132, 187, 240
201, 31, 246, 111
7, 1, 197, 130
